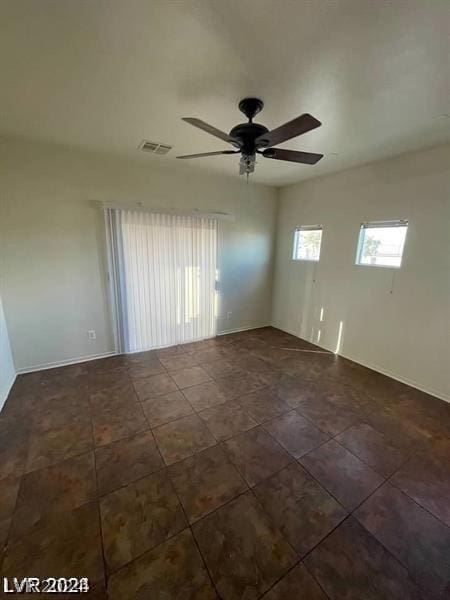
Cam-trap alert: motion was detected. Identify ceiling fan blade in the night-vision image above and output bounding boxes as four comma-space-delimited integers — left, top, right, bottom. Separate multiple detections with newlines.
262, 148, 323, 164
256, 113, 321, 148
182, 118, 238, 144
177, 150, 239, 159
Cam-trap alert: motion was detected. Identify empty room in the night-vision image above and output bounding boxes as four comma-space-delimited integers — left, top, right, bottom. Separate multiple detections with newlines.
0, 1, 449, 598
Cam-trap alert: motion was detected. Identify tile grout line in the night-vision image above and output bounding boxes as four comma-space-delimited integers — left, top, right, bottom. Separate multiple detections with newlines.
349, 504, 435, 599
165, 473, 224, 600
91, 417, 110, 594
301, 561, 334, 600
292, 412, 450, 539
6, 425, 399, 595
100, 367, 188, 592
295, 435, 442, 598
382, 453, 450, 531
96, 359, 228, 596
1, 431, 30, 558
3, 329, 448, 598
3, 376, 434, 544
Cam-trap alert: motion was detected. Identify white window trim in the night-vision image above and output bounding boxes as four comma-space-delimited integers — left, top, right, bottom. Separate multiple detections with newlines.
355, 219, 408, 269
292, 225, 323, 262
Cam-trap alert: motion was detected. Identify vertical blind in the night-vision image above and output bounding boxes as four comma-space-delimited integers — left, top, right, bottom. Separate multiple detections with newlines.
107, 209, 218, 352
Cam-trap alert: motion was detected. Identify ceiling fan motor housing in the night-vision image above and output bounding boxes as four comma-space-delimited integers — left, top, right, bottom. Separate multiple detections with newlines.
231, 98, 268, 154
229, 122, 269, 155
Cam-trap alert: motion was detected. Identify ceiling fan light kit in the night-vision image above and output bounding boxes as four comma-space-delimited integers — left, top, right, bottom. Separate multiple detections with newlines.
177, 97, 324, 178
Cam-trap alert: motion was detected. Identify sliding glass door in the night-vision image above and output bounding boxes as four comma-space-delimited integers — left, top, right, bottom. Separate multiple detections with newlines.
107, 209, 218, 352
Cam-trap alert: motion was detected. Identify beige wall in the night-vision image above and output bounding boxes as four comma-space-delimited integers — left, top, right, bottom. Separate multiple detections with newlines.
0, 138, 277, 371
0, 291, 16, 408
1, 137, 448, 401
272, 144, 450, 401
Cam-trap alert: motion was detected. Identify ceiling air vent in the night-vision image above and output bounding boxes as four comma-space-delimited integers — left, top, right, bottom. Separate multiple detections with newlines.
139, 140, 172, 155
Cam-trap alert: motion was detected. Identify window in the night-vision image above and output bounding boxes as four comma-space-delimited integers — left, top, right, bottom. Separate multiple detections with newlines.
356, 220, 408, 268
292, 225, 322, 261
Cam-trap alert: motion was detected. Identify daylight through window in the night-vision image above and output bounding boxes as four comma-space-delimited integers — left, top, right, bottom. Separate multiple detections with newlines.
292, 226, 322, 261
356, 220, 408, 268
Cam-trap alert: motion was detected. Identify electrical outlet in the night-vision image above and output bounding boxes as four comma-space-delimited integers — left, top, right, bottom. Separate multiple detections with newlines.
226, 311, 232, 319
87, 330, 96, 340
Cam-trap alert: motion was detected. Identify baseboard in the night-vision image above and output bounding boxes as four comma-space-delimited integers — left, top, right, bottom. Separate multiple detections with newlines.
12, 325, 448, 402
272, 324, 449, 403
15, 328, 269, 373
271, 323, 302, 339
217, 323, 271, 336
0, 372, 17, 412
17, 351, 118, 375
337, 350, 450, 403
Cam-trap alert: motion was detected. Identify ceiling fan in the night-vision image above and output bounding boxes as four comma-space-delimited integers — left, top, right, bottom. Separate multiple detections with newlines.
177, 98, 323, 177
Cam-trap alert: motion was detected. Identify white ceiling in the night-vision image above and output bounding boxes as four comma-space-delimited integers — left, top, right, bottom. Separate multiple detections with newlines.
0, 0, 449, 186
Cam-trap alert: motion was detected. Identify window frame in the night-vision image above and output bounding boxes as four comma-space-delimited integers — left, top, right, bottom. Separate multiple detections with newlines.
292, 225, 323, 262
355, 219, 408, 269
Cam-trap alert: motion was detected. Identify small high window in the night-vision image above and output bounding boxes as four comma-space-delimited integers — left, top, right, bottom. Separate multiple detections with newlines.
356, 220, 408, 268
292, 226, 322, 261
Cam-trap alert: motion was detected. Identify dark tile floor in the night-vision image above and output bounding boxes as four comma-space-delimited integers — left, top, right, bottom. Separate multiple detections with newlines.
1, 327, 449, 599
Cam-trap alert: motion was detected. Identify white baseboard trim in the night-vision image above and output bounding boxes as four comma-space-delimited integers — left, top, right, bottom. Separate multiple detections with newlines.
11, 324, 448, 402
217, 323, 270, 336
272, 324, 449, 403
17, 351, 118, 375
338, 350, 450, 403
15, 328, 270, 374
0, 372, 17, 412
271, 323, 302, 339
